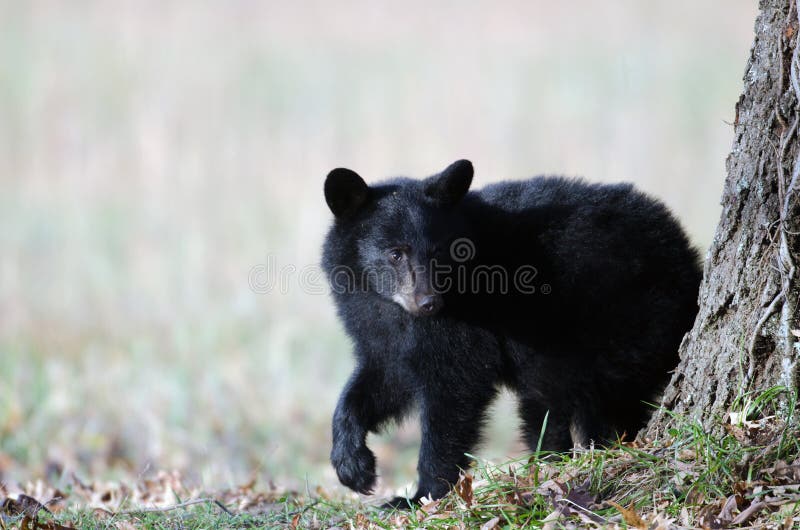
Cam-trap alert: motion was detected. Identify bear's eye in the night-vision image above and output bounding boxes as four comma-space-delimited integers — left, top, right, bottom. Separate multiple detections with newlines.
388, 248, 405, 263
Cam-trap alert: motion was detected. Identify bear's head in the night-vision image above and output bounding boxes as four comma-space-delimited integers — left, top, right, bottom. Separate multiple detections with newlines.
323, 160, 474, 317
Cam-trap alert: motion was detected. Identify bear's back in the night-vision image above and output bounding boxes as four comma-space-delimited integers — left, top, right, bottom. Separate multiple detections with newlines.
457, 175, 700, 356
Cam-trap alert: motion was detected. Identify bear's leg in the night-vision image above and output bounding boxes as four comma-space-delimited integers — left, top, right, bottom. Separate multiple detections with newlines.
384, 388, 496, 508
566, 406, 609, 448
331, 365, 413, 495
569, 397, 646, 447
518, 397, 573, 452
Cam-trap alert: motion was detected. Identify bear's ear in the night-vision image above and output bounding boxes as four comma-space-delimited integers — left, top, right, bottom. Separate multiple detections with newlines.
424, 159, 473, 206
325, 168, 370, 218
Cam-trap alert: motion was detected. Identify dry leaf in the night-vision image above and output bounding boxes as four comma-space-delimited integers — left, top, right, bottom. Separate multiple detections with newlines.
766, 459, 800, 482
564, 481, 596, 511
606, 500, 646, 529
455, 474, 473, 508
730, 501, 767, 525
352, 512, 370, 529
680, 506, 691, 527
649, 512, 677, 530
717, 494, 739, 524
45, 519, 65, 530
419, 498, 440, 514
390, 514, 410, 528
422, 514, 453, 522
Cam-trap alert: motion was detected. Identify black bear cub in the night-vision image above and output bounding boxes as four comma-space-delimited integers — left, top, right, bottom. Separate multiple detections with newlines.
322, 160, 701, 507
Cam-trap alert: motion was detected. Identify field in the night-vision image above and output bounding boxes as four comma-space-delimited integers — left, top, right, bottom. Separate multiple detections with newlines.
0, 1, 772, 526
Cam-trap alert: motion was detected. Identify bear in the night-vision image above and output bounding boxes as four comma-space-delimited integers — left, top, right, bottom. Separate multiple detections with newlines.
321, 160, 701, 507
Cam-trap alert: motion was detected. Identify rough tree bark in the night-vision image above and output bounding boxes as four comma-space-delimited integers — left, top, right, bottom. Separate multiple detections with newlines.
647, 0, 800, 436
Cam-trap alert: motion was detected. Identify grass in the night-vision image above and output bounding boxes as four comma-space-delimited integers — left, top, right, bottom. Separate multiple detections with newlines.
4, 389, 798, 529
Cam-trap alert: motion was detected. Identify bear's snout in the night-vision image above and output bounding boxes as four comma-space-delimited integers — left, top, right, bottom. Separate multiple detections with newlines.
413, 293, 442, 316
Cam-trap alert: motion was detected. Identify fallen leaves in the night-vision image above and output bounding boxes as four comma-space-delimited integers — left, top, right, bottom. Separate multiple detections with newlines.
0, 470, 287, 529
1, 495, 71, 530
764, 458, 800, 483
1, 496, 52, 518
537, 477, 605, 527
2, 419, 799, 530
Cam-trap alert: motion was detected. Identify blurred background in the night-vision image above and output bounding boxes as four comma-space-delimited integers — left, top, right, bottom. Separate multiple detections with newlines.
0, 1, 756, 496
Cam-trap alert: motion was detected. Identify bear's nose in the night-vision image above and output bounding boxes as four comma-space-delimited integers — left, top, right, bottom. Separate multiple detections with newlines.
416, 294, 442, 316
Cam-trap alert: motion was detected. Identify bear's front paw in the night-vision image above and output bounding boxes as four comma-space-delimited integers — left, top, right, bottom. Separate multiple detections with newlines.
331, 442, 377, 494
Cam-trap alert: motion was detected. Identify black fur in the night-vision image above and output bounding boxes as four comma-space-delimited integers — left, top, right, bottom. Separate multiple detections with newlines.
321, 160, 701, 507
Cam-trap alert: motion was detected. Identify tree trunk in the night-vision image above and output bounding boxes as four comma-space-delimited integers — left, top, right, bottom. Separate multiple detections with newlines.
647, 0, 800, 436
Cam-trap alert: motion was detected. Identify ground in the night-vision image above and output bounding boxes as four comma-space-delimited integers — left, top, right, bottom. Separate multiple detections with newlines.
3, 395, 798, 530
